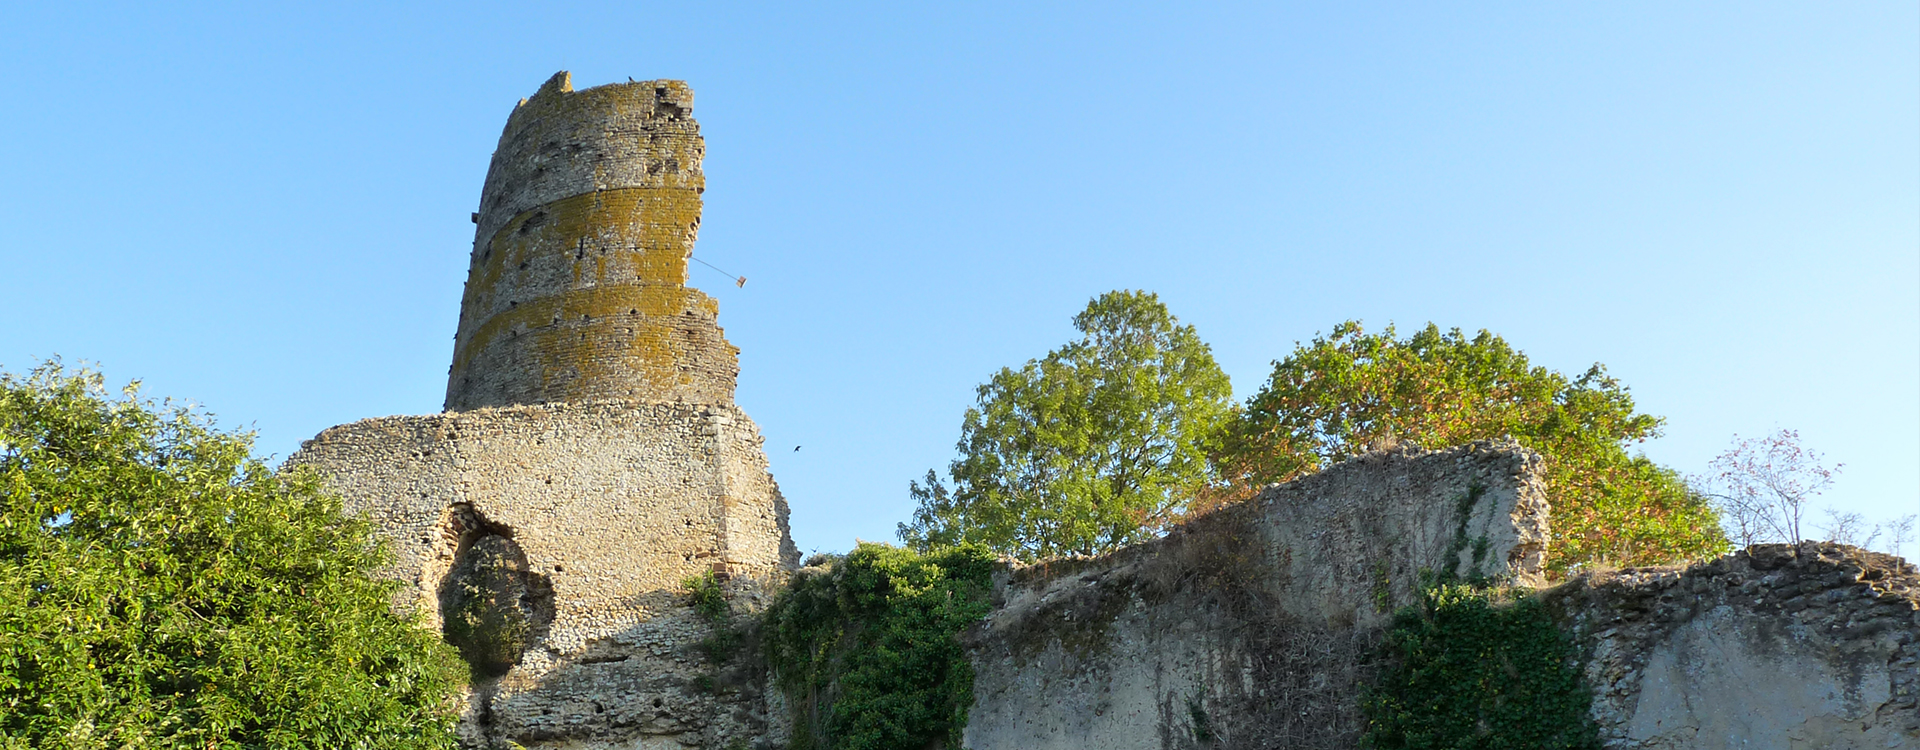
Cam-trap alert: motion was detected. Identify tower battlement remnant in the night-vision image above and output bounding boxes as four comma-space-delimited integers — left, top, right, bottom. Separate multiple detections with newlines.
448, 71, 737, 412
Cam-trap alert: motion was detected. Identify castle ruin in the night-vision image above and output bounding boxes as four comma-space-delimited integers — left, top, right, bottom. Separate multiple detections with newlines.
288, 72, 1919, 750
288, 71, 795, 749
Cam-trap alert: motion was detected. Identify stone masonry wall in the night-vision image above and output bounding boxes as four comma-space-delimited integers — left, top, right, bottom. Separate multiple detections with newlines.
288, 401, 799, 748
447, 71, 737, 411
955, 439, 1920, 750
1543, 542, 1919, 748
960, 441, 1550, 750
288, 70, 1920, 749
291, 72, 794, 749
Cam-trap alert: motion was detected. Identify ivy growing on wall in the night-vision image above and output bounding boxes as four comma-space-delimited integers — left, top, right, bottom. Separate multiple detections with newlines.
1362, 582, 1599, 750
760, 543, 997, 750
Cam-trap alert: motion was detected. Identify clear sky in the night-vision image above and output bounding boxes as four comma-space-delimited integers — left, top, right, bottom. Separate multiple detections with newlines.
3, 3, 1914, 558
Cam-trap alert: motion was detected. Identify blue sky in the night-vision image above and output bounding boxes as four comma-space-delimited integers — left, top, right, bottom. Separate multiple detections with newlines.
2, 3, 1914, 557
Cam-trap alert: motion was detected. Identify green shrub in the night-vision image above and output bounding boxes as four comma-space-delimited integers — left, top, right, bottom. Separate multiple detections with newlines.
761, 543, 997, 750
1224, 321, 1728, 573
683, 571, 741, 663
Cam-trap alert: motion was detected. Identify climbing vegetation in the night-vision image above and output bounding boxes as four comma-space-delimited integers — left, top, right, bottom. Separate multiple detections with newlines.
0, 362, 465, 749
683, 570, 743, 664
901, 290, 1234, 561
1221, 321, 1727, 573
1362, 581, 1600, 750
761, 543, 997, 750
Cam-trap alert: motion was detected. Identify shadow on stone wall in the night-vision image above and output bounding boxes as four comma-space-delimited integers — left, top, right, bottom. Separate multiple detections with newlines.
953, 439, 1920, 750
470, 575, 785, 750
439, 504, 556, 680
1544, 542, 1919, 747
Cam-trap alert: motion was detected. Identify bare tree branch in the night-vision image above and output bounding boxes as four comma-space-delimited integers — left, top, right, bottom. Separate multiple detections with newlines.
1698, 429, 1839, 546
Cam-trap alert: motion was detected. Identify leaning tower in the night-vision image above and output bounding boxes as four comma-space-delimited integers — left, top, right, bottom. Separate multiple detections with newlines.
446, 72, 736, 412
288, 72, 797, 749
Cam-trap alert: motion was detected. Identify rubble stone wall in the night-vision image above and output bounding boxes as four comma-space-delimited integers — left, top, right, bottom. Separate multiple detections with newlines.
1544, 542, 1920, 749
288, 70, 1920, 750
288, 401, 797, 748
289, 72, 796, 749
960, 442, 1551, 750
954, 438, 1920, 750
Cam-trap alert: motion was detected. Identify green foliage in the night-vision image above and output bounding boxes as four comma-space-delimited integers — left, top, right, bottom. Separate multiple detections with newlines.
683, 571, 741, 663
0, 362, 465, 749
761, 543, 997, 750
1186, 693, 1214, 744
900, 290, 1235, 561
1363, 583, 1599, 750
1443, 485, 1494, 582
1371, 559, 1394, 614
1223, 321, 1727, 573
685, 570, 730, 622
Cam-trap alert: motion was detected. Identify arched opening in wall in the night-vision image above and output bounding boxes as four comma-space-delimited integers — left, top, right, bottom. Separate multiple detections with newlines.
436, 503, 555, 679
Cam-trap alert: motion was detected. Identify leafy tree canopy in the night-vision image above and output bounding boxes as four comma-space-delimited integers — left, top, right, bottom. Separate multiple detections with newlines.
1221, 322, 1727, 572
0, 363, 464, 749
900, 291, 1234, 561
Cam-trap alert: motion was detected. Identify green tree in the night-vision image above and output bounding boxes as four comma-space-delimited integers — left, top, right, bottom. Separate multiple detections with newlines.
1222, 322, 1726, 573
0, 362, 465, 749
899, 291, 1234, 561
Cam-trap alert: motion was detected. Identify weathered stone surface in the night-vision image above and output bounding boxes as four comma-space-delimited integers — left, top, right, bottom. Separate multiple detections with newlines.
957, 442, 1920, 750
441, 518, 554, 678
285, 69, 1920, 750
1543, 542, 1920, 749
289, 71, 793, 750
960, 441, 1550, 750
447, 71, 737, 412
287, 401, 797, 748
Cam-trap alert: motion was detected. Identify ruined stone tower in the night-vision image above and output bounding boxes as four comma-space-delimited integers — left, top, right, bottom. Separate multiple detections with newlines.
288, 72, 797, 749
447, 72, 737, 411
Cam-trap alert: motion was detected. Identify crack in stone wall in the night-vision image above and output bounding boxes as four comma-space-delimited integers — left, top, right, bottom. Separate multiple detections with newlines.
287, 401, 796, 749
285, 70, 1920, 750
438, 504, 556, 680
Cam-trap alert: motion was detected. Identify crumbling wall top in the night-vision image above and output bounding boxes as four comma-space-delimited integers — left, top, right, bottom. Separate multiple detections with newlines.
473, 72, 703, 247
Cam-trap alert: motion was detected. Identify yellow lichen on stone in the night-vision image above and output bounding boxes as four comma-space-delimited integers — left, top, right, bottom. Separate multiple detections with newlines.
451, 285, 718, 383
446, 74, 734, 411
466, 186, 701, 302
307, 74, 790, 746
497, 77, 704, 196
